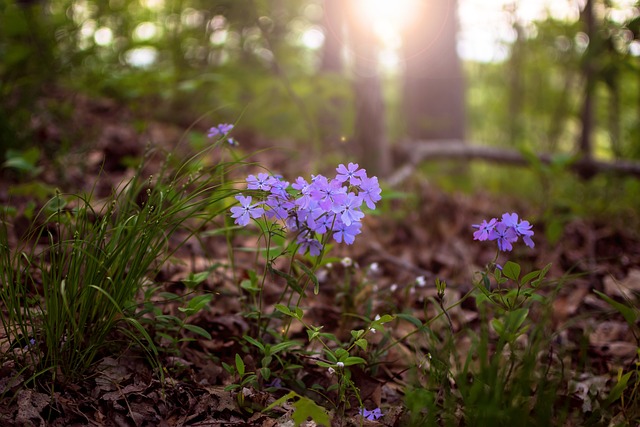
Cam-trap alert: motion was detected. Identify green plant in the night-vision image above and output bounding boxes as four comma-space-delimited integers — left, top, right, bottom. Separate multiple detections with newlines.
0, 133, 237, 391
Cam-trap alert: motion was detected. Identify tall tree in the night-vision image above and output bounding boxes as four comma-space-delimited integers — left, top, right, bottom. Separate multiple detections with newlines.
579, 0, 596, 163
320, 0, 343, 73
343, 1, 391, 177
401, 0, 465, 141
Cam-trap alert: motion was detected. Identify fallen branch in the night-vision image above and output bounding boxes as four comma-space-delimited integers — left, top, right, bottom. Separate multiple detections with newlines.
389, 140, 640, 186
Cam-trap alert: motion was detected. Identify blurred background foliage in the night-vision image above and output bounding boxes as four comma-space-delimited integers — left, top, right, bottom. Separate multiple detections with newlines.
1, 0, 639, 223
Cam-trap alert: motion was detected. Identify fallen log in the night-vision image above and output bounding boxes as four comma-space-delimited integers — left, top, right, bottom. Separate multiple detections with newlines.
389, 140, 640, 186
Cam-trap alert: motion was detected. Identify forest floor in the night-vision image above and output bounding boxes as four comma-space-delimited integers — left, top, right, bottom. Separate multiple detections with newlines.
1, 89, 640, 426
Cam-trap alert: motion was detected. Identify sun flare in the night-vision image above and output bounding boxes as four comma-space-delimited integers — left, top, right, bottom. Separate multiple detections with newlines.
353, 0, 422, 47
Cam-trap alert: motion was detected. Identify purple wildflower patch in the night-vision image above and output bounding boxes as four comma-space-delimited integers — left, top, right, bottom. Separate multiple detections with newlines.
472, 212, 535, 252
230, 163, 381, 255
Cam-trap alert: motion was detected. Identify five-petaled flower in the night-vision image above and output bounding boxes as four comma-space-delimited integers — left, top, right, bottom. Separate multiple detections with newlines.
360, 407, 383, 421
230, 195, 264, 226
336, 162, 367, 186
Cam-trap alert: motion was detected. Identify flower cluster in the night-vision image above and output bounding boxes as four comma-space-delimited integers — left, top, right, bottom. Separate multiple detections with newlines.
359, 407, 384, 421
230, 163, 381, 256
208, 123, 238, 146
472, 212, 534, 252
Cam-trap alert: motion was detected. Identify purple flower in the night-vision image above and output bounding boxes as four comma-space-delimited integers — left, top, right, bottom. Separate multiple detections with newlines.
308, 211, 336, 234
501, 212, 535, 248
246, 173, 272, 191
334, 193, 364, 226
263, 194, 294, 221
230, 166, 381, 250
360, 407, 383, 421
269, 176, 290, 198
358, 176, 382, 210
473, 213, 535, 251
230, 195, 264, 226
489, 222, 518, 252
310, 176, 347, 211
208, 123, 234, 139
472, 218, 498, 241
336, 162, 367, 186
266, 378, 283, 388
333, 220, 361, 245
297, 234, 323, 256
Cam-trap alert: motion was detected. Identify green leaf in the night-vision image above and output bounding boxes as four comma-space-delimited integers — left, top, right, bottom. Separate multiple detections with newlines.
222, 361, 234, 375
182, 271, 210, 288
351, 329, 365, 340
240, 279, 260, 293
292, 396, 330, 426
491, 318, 504, 337
268, 265, 303, 295
274, 304, 294, 318
396, 313, 423, 328
186, 294, 213, 312
482, 273, 491, 290
594, 290, 638, 326
235, 353, 245, 377
260, 367, 271, 381
507, 307, 529, 333
271, 340, 300, 354
182, 323, 212, 339
243, 335, 265, 352
604, 370, 633, 407
294, 259, 320, 295
343, 356, 366, 366
355, 339, 368, 350
502, 261, 521, 281
520, 270, 540, 286
376, 314, 394, 324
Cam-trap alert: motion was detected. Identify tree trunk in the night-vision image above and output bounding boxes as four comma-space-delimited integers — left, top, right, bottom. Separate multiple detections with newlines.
579, 0, 596, 163
344, 2, 391, 177
320, 0, 343, 73
401, 0, 465, 141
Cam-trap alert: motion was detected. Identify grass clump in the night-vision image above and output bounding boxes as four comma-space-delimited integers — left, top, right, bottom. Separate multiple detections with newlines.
0, 134, 237, 391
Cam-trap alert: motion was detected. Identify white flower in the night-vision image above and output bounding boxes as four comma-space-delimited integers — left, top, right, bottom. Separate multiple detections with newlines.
374, 314, 381, 321
336, 361, 344, 368
328, 367, 336, 375
390, 283, 398, 292
341, 257, 353, 267
369, 262, 380, 274
416, 276, 426, 287
316, 268, 328, 283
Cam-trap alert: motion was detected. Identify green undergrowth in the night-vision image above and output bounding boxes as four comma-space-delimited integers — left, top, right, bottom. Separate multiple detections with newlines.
1, 132, 639, 426
0, 137, 240, 390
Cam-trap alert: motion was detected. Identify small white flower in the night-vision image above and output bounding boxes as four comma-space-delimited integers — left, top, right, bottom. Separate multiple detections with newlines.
390, 283, 398, 292
326, 262, 333, 269
341, 257, 353, 267
316, 268, 328, 283
372, 284, 378, 292
374, 314, 381, 321
416, 276, 426, 287
369, 262, 380, 274
336, 361, 344, 368
328, 367, 336, 375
